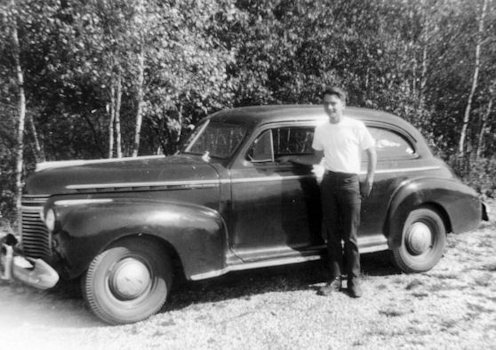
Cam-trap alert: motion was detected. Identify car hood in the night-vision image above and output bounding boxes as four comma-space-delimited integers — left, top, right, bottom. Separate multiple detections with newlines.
25, 155, 220, 195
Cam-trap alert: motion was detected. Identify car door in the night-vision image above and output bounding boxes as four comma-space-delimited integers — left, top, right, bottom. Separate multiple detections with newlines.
229, 123, 322, 261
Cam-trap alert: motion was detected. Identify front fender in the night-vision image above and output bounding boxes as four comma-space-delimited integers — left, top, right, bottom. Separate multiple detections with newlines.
48, 198, 227, 279
387, 177, 482, 247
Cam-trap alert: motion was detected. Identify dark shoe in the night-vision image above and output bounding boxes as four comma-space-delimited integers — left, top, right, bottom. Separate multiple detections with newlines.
348, 278, 363, 298
318, 278, 342, 296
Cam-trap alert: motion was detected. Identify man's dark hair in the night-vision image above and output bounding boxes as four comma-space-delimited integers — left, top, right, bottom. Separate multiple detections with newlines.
322, 86, 347, 103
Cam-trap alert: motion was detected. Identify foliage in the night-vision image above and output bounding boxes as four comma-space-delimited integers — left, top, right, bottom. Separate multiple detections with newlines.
1, 0, 496, 219
448, 156, 496, 200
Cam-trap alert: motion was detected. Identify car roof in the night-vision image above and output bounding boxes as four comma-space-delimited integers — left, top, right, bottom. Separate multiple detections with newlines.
208, 105, 416, 133
204, 104, 433, 159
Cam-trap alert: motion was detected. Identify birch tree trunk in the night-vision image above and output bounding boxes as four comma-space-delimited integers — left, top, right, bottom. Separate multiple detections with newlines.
132, 0, 145, 158
476, 82, 495, 160
419, 42, 428, 110
458, 0, 488, 157
28, 114, 45, 163
132, 46, 145, 158
108, 73, 116, 158
10, 0, 26, 224
115, 71, 123, 158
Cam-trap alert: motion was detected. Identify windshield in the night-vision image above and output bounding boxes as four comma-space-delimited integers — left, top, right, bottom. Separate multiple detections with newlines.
181, 120, 247, 159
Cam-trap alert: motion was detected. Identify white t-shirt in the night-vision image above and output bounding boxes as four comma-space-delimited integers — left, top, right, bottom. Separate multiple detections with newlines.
312, 117, 375, 174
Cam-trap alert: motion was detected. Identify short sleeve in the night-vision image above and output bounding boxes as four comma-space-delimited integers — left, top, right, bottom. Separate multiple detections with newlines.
312, 126, 323, 151
360, 124, 375, 151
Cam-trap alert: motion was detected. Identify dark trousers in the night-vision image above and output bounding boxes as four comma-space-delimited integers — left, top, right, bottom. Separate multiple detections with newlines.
321, 171, 361, 280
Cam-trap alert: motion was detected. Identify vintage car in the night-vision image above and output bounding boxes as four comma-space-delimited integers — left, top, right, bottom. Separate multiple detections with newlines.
2, 105, 487, 324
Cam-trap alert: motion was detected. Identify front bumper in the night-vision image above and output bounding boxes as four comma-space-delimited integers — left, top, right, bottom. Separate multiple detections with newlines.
1, 234, 59, 289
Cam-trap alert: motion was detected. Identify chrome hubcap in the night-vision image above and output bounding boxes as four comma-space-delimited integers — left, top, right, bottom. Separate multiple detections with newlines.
110, 258, 151, 300
406, 222, 432, 255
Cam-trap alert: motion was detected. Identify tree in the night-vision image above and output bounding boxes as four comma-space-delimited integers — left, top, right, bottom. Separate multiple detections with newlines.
131, 0, 145, 158
134, 0, 237, 155
1, 0, 496, 221
458, 0, 489, 157
5, 0, 27, 223
476, 80, 495, 159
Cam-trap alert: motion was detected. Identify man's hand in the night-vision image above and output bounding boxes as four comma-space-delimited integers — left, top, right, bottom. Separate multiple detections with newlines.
360, 177, 374, 198
362, 147, 376, 199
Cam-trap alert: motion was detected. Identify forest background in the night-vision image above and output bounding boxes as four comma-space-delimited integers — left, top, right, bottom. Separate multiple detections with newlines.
1, 0, 495, 225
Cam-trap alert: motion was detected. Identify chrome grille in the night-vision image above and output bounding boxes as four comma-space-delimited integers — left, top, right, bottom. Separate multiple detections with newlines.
21, 195, 52, 259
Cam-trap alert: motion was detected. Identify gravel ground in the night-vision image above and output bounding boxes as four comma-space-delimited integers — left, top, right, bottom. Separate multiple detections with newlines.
1, 201, 495, 350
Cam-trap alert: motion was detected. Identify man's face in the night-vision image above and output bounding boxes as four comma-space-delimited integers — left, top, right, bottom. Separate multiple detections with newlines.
323, 93, 345, 124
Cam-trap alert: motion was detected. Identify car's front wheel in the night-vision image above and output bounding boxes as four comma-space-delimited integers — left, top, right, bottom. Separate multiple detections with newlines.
82, 238, 172, 325
392, 207, 446, 273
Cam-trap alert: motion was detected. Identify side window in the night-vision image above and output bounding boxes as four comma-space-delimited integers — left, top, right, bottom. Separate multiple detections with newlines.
247, 130, 274, 162
246, 126, 315, 163
369, 127, 415, 160
273, 127, 314, 157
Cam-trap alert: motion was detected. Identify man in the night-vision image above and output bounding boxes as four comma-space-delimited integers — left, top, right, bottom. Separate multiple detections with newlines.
280, 87, 376, 298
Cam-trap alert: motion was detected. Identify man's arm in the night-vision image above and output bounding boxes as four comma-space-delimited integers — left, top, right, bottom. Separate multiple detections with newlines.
278, 150, 324, 166
361, 147, 377, 198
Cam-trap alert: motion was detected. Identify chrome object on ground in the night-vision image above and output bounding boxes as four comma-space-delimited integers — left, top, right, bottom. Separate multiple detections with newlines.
1, 234, 59, 290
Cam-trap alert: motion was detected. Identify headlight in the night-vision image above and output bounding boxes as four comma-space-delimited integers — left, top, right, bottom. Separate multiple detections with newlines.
44, 208, 56, 232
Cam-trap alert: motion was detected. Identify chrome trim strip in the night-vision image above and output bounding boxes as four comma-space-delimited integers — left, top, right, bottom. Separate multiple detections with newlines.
20, 206, 44, 213
22, 194, 50, 199
369, 165, 441, 175
229, 254, 322, 271
360, 244, 389, 254
66, 166, 442, 190
230, 175, 309, 184
67, 179, 221, 190
21, 195, 50, 206
230, 166, 441, 184
54, 199, 114, 206
358, 234, 388, 245
358, 234, 389, 253
190, 270, 226, 280
36, 155, 163, 172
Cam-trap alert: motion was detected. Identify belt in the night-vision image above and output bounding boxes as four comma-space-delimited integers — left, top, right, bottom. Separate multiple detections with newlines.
324, 170, 358, 177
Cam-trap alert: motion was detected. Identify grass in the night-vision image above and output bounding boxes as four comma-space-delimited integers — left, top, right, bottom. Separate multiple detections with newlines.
473, 273, 493, 287
427, 272, 458, 280
466, 302, 494, 314
378, 308, 407, 317
481, 263, 496, 272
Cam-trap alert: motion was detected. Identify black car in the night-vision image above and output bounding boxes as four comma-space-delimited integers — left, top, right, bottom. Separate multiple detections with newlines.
4, 105, 486, 324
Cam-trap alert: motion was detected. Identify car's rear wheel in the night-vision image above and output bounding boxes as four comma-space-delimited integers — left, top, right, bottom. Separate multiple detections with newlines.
82, 238, 172, 325
392, 207, 446, 273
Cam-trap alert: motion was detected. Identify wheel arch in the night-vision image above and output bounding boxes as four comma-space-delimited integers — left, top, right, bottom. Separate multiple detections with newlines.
418, 202, 452, 234
385, 181, 454, 248
104, 233, 186, 283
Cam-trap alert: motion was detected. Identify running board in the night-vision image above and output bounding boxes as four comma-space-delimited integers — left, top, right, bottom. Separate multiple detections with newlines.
190, 253, 322, 280
190, 234, 389, 281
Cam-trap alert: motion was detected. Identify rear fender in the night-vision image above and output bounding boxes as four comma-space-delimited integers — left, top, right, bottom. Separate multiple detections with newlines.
48, 198, 227, 279
386, 177, 481, 247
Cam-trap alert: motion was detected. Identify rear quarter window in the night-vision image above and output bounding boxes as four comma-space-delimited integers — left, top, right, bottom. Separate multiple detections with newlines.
368, 127, 416, 160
